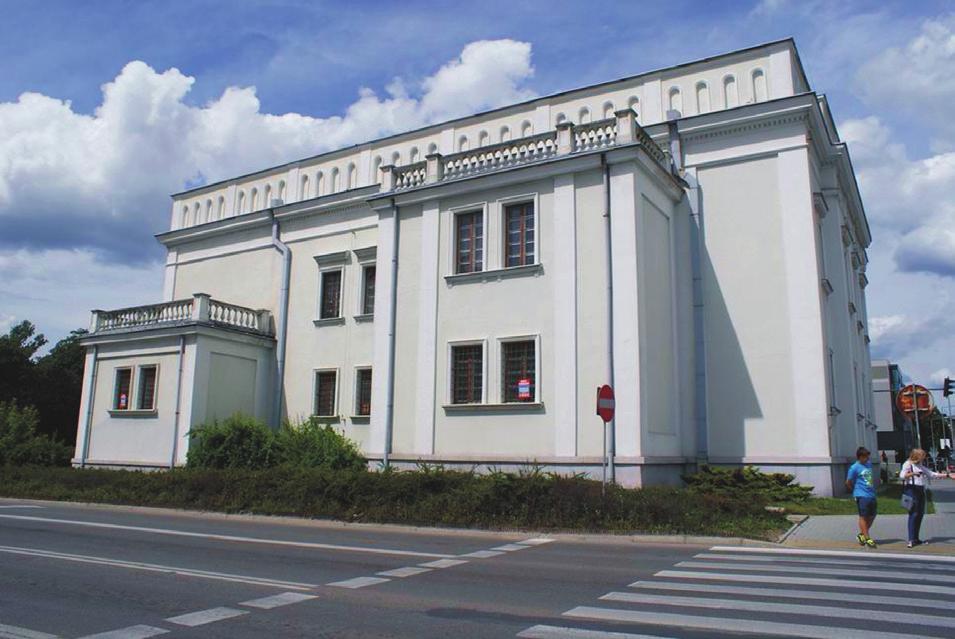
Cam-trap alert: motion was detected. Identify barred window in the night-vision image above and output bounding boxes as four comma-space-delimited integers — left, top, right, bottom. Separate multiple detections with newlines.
355, 368, 372, 416
505, 202, 535, 267
361, 265, 376, 315
113, 368, 132, 410
315, 370, 337, 416
320, 270, 342, 319
136, 365, 158, 410
455, 211, 483, 274
451, 344, 483, 404
502, 340, 536, 403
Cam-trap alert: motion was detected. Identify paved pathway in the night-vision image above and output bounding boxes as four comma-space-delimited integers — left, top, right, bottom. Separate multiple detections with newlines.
786, 480, 955, 552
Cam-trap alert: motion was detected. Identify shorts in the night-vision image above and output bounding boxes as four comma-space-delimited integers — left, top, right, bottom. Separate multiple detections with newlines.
856, 497, 877, 518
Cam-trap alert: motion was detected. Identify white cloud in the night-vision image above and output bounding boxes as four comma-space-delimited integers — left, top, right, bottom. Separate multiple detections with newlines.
0, 39, 536, 261
930, 368, 953, 386
855, 15, 955, 142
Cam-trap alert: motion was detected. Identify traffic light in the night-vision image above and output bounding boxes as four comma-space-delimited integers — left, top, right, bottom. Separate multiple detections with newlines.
945, 377, 953, 398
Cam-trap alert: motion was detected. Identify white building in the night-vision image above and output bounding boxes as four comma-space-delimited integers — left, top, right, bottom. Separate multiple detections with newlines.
73, 39, 876, 495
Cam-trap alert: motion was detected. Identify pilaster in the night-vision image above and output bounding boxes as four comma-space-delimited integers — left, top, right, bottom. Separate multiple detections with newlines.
414, 200, 441, 454
553, 173, 578, 456
370, 206, 398, 455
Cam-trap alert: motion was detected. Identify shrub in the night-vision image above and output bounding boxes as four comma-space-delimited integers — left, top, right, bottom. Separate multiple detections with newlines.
187, 414, 366, 471
682, 465, 813, 502
186, 414, 279, 469
276, 418, 365, 471
0, 401, 73, 467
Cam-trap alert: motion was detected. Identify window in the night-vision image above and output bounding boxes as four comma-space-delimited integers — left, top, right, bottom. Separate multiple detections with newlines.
355, 368, 372, 416
501, 340, 536, 403
504, 202, 535, 267
136, 365, 158, 411
320, 270, 342, 319
113, 368, 132, 410
314, 370, 338, 417
455, 211, 484, 274
361, 265, 376, 315
451, 344, 483, 404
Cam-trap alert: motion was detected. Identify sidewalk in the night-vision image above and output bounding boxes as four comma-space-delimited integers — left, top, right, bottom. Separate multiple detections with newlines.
784, 480, 955, 554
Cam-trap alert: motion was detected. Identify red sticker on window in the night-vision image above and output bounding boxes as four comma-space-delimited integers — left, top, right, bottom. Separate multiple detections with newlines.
518, 378, 531, 400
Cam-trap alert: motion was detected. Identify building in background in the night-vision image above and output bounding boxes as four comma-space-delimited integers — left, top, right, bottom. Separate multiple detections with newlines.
72, 39, 875, 495
871, 359, 914, 469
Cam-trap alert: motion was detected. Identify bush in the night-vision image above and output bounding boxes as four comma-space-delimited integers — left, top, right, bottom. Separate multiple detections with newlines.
187, 414, 366, 471
276, 417, 366, 471
186, 414, 279, 469
0, 465, 785, 538
0, 401, 73, 467
682, 465, 813, 502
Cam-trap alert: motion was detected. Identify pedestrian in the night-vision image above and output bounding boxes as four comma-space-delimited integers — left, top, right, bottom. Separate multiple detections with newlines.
900, 448, 951, 548
846, 446, 877, 548
880, 451, 888, 484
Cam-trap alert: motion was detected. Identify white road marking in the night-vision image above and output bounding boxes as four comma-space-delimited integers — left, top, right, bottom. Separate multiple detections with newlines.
518, 624, 673, 638
376, 566, 433, 578
0, 544, 316, 590
419, 558, 469, 568
239, 592, 318, 609
694, 552, 955, 572
77, 625, 168, 639
460, 550, 504, 558
166, 607, 247, 627
563, 606, 946, 639
651, 570, 955, 596
326, 576, 391, 589
518, 538, 554, 546
491, 544, 529, 552
710, 545, 955, 564
0, 506, 44, 510
677, 560, 955, 584
630, 580, 950, 610
0, 623, 59, 639
599, 591, 955, 629
0, 514, 452, 559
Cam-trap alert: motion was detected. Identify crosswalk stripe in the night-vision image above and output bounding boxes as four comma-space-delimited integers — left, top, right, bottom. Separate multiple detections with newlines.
461, 550, 505, 558
0, 624, 60, 639
376, 566, 433, 578
492, 544, 530, 552
694, 552, 955, 573
598, 591, 955, 629
677, 560, 955, 584
517, 624, 675, 638
326, 576, 390, 589
238, 592, 318, 609
419, 559, 468, 568
165, 607, 246, 627
76, 626, 168, 639
629, 580, 952, 609
652, 570, 955, 596
563, 606, 948, 639
518, 538, 555, 546
710, 545, 955, 564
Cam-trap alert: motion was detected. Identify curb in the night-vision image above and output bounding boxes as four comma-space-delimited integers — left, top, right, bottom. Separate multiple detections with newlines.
776, 514, 809, 543
0, 497, 780, 547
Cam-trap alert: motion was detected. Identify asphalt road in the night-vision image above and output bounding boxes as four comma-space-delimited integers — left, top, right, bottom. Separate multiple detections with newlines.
1, 500, 954, 638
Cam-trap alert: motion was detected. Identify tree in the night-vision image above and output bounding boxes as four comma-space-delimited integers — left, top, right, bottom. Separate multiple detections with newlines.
0, 321, 46, 403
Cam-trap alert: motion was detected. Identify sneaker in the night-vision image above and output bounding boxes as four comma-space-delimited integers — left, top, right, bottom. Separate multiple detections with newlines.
916, 540, 928, 546
856, 533, 866, 546
907, 541, 914, 548
865, 538, 877, 548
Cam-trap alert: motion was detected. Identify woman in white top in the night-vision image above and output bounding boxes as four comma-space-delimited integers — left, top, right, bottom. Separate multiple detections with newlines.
899, 448, 951, 548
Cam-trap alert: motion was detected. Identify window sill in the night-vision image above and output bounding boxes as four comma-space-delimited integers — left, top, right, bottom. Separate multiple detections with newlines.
108, 409, 158, 418
353, 313, 374, 323
445, 263, 543, 286
349, 415, 371, 424
311, 415, 341, 423
443, 402, 544, 413
313, 317, 346, 327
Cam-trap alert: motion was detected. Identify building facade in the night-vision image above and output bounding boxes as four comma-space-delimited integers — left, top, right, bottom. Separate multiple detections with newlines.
73, 39, 875, 495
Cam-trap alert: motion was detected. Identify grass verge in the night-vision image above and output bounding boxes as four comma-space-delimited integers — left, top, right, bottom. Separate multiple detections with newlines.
774, 483, 935, 516
0, 465, 787, 539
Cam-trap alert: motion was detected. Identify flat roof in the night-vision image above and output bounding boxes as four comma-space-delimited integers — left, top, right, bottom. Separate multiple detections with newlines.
173, 37, 805, 199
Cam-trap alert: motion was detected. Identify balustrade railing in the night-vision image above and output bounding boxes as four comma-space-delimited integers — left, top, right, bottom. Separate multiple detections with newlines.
442, 132, 558, 180
573, 118, 617, 152
91, 294, 272, 336
394, 161, 427, 190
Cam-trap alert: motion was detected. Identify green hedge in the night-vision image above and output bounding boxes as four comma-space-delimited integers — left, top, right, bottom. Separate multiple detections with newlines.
683, 465, 814, 502
0, 465, 785, 538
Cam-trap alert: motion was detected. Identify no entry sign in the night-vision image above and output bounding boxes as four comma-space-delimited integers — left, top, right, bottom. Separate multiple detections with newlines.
596, 385, 615, 422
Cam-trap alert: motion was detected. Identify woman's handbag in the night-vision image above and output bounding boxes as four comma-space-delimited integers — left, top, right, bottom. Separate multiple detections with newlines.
900, 471, 916, 512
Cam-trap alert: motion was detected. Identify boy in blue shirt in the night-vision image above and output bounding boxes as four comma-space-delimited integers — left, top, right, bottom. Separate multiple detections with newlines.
846, 446, 877, 548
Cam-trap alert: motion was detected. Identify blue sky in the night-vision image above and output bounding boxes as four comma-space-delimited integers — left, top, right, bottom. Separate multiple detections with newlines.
1, 0, 954, 386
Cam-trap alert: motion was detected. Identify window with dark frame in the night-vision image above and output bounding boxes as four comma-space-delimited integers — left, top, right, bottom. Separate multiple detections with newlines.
505, 202, 535, 267
356, 368, 372, 416
451, 344, 483, 404
361, 265, 376, 315
455, 211, 484, 274
113, 368, 132, 410
314, 370, 337, 416
136, 365, 158, 410
320, 270, 342, 319
502, 340, 536, 403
